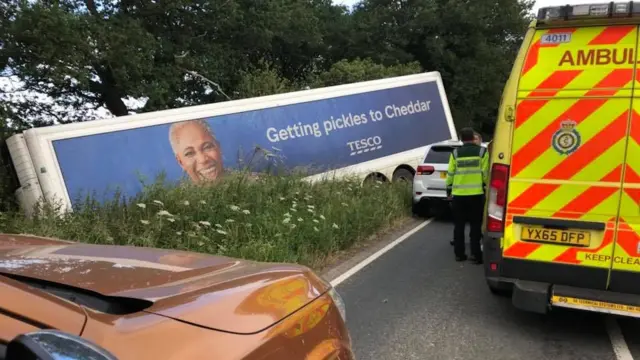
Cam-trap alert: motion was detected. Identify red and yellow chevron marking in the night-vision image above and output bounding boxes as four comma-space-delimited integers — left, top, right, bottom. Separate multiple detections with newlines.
513, 77, 632, 178
502, 25, 640, 268
553, 165, 622, 219
522, 28, 578, 77
611, 99, 640, 272
515, 70, 583, 130
519, 25, 636, 94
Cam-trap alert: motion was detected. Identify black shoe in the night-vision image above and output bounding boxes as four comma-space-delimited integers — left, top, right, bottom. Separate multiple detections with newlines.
469, 256, 483, 265
455, 255, 468, 262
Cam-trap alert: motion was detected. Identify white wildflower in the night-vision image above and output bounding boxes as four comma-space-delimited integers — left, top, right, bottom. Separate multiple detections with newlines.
229, 205, 241, 212
225, 219, 235, 223
136, 203, 146, 209
199, 221, 211, 227
295, 191, 300, 195
307, 205, 315, 209
298, 218, 303, 222
166, 218, 176, 223
314, 227, 319, 232
176, 231, 183, 236
140, 220, 150, 225
216, 229, 228, 235
200, 200, 207, 205
284, 212, 292, 218
332, 223, 339, 229
215, 224, 222, 228
183, 200, 190, 206
242, 209, 250, 215
319, 215, 326, 220
341, 202, 349, 207
283, 217, 291, 224
313, 219, 319, 223
198, 241, 205, 247
289, 224, 297, 229
156, 210, 173, 217
279, 197, 286, 201
307, 209, 314, 214
290, 208, 297, 212
153, 200, 164, 206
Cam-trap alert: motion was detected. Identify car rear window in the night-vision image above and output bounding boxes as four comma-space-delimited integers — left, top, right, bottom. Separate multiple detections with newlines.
424, 146, 455, 164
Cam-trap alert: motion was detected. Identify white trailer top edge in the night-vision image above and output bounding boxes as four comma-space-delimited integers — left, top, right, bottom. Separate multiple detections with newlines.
21, 71, 454, 142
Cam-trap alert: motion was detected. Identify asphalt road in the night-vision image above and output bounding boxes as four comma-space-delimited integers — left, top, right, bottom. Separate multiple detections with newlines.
335, 219, 640, 360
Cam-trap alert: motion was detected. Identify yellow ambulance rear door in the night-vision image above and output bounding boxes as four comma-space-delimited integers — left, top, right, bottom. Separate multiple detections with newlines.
503, 24, 637, 290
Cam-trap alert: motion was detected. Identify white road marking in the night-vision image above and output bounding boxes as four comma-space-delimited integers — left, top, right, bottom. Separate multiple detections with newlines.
330, 218, 434, 287
605, 316, 634, 360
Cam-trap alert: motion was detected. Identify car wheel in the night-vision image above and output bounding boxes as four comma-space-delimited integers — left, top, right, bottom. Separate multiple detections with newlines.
412, 202, 430, 218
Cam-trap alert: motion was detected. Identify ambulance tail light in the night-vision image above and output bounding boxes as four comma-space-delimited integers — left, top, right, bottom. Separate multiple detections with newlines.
537, 2, 640, 23
487, 163, 509, 233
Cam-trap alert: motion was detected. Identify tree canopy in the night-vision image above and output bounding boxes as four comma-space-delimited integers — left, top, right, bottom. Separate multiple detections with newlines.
0, 0, 534, 136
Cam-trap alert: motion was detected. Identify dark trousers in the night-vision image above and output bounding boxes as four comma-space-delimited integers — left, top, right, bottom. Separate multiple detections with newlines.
452, 194, 484, 258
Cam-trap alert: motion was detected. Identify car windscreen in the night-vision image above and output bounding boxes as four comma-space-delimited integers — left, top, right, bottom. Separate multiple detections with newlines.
423, 146, 455, 164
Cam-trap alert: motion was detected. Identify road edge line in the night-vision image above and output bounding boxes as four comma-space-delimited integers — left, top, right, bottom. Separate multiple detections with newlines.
330, 218, 434, 287
605, 316, 634, 360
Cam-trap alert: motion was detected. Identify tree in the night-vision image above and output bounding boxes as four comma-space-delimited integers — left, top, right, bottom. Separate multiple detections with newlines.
312, 58, 421, 87
1, 0, 534, 138
0, 0, 347, 126
349, 0, 534, 136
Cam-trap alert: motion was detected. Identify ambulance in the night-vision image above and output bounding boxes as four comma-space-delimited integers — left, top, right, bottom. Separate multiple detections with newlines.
484, 2, 640, 317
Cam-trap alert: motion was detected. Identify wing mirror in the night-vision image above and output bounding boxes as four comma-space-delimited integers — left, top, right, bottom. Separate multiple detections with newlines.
5, 330, 117, 360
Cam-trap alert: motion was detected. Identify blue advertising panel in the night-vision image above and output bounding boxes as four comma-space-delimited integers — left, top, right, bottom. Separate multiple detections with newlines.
53, 81, 452, 205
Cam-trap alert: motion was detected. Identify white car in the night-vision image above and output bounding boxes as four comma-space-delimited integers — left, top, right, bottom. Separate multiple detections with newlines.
412, 140, 488, 217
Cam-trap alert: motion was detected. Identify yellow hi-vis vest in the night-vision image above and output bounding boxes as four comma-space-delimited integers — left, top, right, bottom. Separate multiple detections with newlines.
445, 144, 489, 196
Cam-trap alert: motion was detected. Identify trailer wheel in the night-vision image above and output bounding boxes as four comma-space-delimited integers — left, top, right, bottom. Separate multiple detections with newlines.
392, 168, 414, 184
364, 173, 387, 184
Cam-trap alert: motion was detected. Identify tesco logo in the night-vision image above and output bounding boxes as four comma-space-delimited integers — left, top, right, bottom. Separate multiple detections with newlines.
347, 136, 383, 156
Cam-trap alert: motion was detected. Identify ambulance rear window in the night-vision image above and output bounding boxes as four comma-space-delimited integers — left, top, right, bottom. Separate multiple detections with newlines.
424, 146, 455, 164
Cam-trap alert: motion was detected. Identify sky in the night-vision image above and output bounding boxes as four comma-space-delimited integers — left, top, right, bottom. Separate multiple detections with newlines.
332, 0, 590, 13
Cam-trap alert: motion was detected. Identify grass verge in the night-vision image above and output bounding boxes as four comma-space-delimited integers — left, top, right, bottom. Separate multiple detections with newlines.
0, 173, 413, 269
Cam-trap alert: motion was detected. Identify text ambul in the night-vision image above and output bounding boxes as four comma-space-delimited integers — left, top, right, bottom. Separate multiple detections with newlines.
558, 48, 639, 66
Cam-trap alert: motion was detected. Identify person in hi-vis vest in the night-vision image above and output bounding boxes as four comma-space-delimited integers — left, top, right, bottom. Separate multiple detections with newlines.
445, 128, 489, 264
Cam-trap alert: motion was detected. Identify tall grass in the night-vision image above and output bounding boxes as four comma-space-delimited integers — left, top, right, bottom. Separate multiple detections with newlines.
1, 172, 412, 269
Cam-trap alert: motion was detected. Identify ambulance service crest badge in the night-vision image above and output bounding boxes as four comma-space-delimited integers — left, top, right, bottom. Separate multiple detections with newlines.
552, 120, 581, 155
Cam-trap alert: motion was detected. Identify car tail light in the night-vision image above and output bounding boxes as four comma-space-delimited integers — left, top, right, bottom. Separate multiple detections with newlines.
417, 165, 435, 175
487, 163, 509, 233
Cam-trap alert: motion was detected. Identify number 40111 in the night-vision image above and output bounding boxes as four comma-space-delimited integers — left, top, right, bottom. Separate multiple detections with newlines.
541, 33, 572, 45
